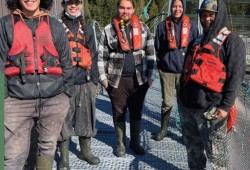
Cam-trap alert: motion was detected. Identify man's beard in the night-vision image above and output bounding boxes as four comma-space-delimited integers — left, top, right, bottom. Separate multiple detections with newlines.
120, 15, 131, 22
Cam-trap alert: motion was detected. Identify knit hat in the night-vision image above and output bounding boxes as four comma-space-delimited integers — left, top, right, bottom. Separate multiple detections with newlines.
196, 0, 218, 13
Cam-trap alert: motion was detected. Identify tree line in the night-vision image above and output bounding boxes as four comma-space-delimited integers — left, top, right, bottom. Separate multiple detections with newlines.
84, 0, 250, 32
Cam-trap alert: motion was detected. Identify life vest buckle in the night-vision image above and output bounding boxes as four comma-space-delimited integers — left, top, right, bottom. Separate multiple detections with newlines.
73, 57, 81, 62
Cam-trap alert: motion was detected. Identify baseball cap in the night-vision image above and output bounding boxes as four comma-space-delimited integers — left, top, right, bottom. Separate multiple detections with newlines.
196, 0, 218, 13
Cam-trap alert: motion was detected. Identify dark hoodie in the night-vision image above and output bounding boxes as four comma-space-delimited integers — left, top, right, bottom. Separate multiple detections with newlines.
180, 0, 246, 112
154, 0, 199, 73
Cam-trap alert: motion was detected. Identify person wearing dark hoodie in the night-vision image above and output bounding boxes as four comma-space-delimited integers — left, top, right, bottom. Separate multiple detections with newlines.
154, 0, 198, 141
179, 0, 246, 169
0, 0, 73, 169
57, 0, 100, 169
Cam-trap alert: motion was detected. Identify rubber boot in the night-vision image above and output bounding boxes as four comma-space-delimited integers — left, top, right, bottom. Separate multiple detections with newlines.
79, 137, 100, 165
114, 122, 126, 157
58, 140, 70, 170
129, 120, 145, 155
36, 156, 54, 170
154, 108, 172, 141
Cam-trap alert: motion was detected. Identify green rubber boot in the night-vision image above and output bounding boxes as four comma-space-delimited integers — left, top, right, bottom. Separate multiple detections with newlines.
129, 120, 145, 155
154, 108, 172, 141
58, 140, 70, 170
79, 137, 100, 165
114, 122, 126, 157
36, 156, 54, 170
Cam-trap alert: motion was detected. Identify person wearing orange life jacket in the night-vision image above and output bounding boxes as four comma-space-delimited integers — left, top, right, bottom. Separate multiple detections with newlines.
0, 0, 74, 169
57, 0, 100, 168
154, 0, 198, 141
98, 0, 156, 157
179, 0, 246, 169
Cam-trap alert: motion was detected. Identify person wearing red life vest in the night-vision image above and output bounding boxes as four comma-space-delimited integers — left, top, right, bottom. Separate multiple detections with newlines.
0, 0, 74, 169
57, 0, 100, 168
98, 0, 156, 157
179, 0, 246, 169
154, 0, 199, 141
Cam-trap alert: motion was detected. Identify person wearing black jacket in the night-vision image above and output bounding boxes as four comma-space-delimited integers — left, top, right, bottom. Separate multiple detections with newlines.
57, 0, 100, 168
0, 0, 73, 169
179, 0, 246, 169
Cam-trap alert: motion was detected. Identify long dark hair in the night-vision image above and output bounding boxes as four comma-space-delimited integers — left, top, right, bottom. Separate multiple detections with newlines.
6, 0, 54, 11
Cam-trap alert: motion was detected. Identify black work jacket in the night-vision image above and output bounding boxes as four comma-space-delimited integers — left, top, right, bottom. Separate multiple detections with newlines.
0, 14, 74, 99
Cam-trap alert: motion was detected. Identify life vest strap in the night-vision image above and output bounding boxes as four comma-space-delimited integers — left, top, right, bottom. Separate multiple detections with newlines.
73, 57, 81, 62
199, 48, 217, 56
72, 47, 81, 53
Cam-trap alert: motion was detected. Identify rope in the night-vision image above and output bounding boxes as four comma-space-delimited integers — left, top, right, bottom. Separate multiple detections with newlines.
146, 2, 169, 30
139, 0, 153, 19
175, 106, 182, 130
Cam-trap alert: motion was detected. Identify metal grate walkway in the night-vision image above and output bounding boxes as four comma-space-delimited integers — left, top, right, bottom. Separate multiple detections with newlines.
53, 76, 189, 170
24, 72, 250, 170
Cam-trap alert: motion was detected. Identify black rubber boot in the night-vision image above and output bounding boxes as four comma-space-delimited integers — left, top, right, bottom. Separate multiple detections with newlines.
114, 122, 126, 157
154, 108, 172, 141
58, 140, 70, 170
36, 156, 54, 170
129, 120, 145, 155
79, 137, 100, 165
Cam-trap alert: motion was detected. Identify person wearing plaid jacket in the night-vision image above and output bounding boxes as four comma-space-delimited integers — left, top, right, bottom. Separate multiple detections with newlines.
98, 0, 156, 157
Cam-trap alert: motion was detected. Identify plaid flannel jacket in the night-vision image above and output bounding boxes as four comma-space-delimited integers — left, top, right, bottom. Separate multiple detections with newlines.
98, 21, 156, 88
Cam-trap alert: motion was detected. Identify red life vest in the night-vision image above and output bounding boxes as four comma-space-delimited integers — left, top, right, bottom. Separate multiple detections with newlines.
6, 15, 62, 78
165, 15, 190, 49
227, 104, 237, 132
113, 15, 142, 51
59, 19, 92, 69
183, 27, 231, 92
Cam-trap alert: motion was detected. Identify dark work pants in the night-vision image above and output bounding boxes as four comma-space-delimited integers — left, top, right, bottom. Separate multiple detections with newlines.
179, 104, 230, 170
108, 76, 149, 125
4, 93, 69, 170
58, 82, 97, 141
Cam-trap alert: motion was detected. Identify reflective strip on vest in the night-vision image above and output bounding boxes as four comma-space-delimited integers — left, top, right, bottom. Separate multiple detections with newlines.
113, 15, 142, 52
165, 15, 191, 49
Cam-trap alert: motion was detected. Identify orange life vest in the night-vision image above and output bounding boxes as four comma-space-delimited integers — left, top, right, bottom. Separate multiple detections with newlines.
59, 19, 92, 69
165, 15, 190, 49
113, 15, 142, 51
6, 15, 62, 78
183, 27, 231, 93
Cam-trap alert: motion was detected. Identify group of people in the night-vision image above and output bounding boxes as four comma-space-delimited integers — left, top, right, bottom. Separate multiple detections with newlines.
0, 0, 246, 170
